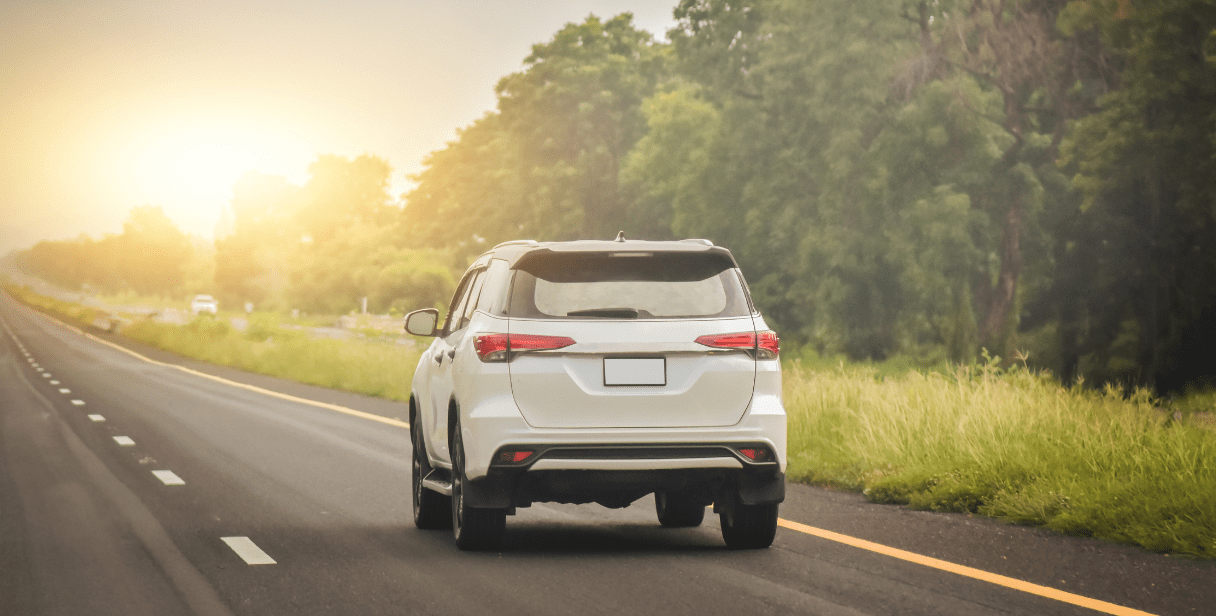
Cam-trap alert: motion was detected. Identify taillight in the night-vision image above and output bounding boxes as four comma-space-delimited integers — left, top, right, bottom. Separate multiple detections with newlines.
473, 334, 510, 362
694, 332, 756, 349
473, 333, 575, 362
756, 331, 779, 360
694, 331, 780, 359
494, 449, 535, 465
737, 446, 773, 462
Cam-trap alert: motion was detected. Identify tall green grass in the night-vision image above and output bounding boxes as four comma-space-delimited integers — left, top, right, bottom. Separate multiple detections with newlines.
785, 360, 1216, 557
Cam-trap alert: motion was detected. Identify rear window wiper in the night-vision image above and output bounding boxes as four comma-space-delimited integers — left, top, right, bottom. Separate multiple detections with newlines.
566, 308, 640, 319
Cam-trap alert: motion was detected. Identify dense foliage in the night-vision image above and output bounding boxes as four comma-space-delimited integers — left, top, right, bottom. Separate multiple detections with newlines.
402, 1, 1216, 392
15, 1, 1216, 392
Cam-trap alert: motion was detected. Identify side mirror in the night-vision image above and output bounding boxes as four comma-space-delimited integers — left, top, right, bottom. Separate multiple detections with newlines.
404, 308, 439, 337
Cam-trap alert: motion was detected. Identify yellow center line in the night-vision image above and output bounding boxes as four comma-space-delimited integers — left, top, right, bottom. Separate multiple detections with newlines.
776, 518, 1156, 616
8, 298, 409, 430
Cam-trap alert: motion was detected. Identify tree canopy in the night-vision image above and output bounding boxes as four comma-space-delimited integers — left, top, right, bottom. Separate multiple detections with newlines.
17, 4, 1216, 392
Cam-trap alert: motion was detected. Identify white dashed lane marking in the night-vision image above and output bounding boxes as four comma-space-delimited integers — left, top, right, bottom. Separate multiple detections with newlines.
58, 388, 70, 393
88, 415, 105, 422
41, 373, 51, 378
152, 470, 185, 485
70, 399, 85, 406
49, 380, 59, 384
113, 436, 135, 446
221, 537, 277, 565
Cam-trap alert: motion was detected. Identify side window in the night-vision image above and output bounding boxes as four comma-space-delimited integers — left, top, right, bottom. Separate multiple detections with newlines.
457, 270, 486, 331
442, 272, 476, 334
477, 259, 511, 315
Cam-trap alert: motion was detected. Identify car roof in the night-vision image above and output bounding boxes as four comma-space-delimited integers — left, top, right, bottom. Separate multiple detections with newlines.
478, 237, 734, 269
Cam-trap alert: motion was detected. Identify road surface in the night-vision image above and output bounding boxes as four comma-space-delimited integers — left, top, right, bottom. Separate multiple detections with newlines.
1, 291, 1211, 615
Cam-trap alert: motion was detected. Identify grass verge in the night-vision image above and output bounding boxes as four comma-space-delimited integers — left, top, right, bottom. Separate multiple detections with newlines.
4, 284, 420, 402
786, 360, 1216, 558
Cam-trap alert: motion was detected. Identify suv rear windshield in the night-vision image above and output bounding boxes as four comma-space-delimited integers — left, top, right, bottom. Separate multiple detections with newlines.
508, 252, 753, 319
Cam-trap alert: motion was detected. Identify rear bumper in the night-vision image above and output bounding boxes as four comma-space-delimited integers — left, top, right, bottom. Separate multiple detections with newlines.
462, 464, 785, 510
460, 392, 787, 480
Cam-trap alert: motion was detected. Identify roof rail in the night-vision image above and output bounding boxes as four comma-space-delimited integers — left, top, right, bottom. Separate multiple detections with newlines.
492, 239, 540, 249
680, 238, 714, 246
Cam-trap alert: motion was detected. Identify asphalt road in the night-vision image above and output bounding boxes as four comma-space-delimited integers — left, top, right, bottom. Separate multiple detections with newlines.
1, 292, 1212, 616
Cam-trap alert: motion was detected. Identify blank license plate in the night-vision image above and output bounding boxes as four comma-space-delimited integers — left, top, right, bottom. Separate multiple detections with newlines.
603, 358, 666, 386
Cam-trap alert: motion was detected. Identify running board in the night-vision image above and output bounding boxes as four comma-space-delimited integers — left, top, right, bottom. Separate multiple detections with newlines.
421, 470, 453, 496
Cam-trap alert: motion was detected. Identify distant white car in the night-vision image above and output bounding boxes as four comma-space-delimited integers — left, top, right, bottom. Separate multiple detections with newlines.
191, 294, 218, 315
404, 236, 786, 551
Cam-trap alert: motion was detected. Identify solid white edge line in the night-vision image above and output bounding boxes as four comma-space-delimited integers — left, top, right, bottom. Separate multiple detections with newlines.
151, 470, 184, 485
22, 305, 409, 430
113, 436, 135, 446
221, 537, 277, 565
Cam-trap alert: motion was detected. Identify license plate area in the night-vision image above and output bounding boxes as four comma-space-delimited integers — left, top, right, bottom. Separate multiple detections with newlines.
603, 357, 666, 386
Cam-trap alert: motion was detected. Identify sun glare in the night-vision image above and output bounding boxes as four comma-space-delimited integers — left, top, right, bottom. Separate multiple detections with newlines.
120, 111, 313, 238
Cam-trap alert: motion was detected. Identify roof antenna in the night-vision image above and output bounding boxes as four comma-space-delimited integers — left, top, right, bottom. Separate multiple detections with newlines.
614, 231, 626, 242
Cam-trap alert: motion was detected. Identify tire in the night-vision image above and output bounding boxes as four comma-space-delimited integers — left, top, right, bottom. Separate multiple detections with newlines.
450, 419, 505, 551
412, 422, 451, 529
655, 491, 706, 528
719, 497, 778, 549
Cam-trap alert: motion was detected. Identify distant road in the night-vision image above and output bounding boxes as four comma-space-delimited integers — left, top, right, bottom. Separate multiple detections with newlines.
1, 292, 1211, 616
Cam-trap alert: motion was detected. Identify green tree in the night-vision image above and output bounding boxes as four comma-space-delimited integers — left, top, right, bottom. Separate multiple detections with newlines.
214, 172, 302, 306
1050, 0, 1216, 390
115, 206, 193, 294
299, 154, 396, 246
405, 14, 668, 260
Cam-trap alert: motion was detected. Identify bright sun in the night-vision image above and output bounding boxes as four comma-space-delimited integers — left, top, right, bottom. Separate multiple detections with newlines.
119, 110, 313, 237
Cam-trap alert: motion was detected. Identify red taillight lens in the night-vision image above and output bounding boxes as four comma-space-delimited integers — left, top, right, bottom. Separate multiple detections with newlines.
694, 332, 756, 349
473, 333, 509, 362
474, 333, 575, 362
738, 447, 772, 462
495, 449, 534, 464
694, 331, 779, 359
508, 334, 576, 352
756, 331, 779, 359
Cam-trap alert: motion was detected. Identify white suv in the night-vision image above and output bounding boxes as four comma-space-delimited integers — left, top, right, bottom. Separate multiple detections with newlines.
403, 236, 786, 551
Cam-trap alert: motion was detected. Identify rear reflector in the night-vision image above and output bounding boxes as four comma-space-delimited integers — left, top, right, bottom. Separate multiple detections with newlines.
474, 333, 575, 361
737, 447, 772, 462
695, 331, 780, 359
494, 450, 534, 464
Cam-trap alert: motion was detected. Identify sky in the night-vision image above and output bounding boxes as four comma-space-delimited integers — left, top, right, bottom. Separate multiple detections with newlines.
0, 0, 679, 255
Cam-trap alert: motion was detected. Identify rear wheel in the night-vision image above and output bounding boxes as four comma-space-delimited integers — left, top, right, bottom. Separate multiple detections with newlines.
412, 422, 450, 529
719, 496, 778, 549
451, 419, 505, 551
655, 491, 706, 528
